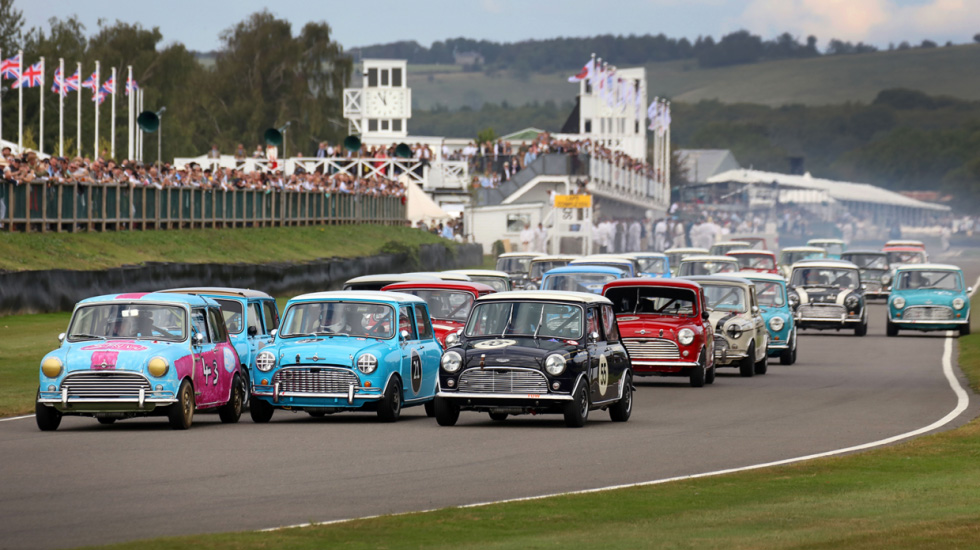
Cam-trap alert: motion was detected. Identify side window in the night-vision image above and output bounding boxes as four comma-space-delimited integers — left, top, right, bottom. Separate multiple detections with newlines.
263, 301, 279, 333
414, 304, 433, 340
749, 287, 758, 309
208, 308, 228, 343
247, 303, 263, 335
601, 305, 619, 342
586, 307, 600, 338
399, 305, 417, 339
191, 308, 210, 342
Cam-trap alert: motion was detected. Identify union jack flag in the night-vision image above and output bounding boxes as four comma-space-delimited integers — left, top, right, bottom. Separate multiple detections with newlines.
14, 60, 43, 88
81, 71, 99, 92
93, 89, 107, 104
65, 69, 80, 92
126, 77, 139, 96
100, 75, 115, 95
51, 67, 66, 97
0, 53, 21, 80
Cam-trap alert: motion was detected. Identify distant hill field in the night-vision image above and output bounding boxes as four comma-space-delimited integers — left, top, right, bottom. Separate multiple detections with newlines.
406, 44, 980, 109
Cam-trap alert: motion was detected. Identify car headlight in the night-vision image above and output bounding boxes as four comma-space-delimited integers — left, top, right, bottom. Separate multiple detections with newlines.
545, 354, 566, 376
147, 356, 169, 377
445, 331, 460, 348
788, 293, 800, 308
41, 357, 63, 378
525, 283, 538, 290
441, 351, 462, 373
892, 296, 906, 310
256, 350, 276, 372
726, 324, 743, 339
769, 316, 785, 332
678, 328, 695, 346
953, 298, 965, 310
845, 295, 860, 309
881, 274, 892, 284
357, 353, 378, 374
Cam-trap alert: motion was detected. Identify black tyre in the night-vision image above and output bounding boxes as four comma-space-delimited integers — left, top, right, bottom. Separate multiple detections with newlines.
241, 369, 251, 408
563, 380, 590, 428
377, 378, 402, 422
754, 349, 768, 375
886, 319, 898, 337
609, 373, 632, 422
168, 380, 195, 430
424, 400, 436, 418
854, 320, 868, 337
97, 417, 116, 425
218, 375, 243, 424
434, 396, 459, 426
739, 343, 755, 377
689, 360, 706, 388
706, 365, 716, 385
780, 330, 797, 365
249, 396, 275, 423
489, 411, 508, 421
959, 321, 970, 336
35, 399, 62, 432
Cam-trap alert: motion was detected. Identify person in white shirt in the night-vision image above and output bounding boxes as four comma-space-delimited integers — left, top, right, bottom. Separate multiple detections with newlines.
519, 223, 536, 252
534, 223, 548, 253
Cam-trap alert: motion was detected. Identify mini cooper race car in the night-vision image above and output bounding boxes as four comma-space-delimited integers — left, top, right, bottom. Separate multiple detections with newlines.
442, 269, 513, 291
727, 249, 779, 274
807, 238, 845, 260
739, 272, 798, 365
249, 291, 442, 422
887, 264, 971, 337
541, 265, 629, 294
434, 291, 633, 427
788, 260, 868, 336
625, 252, 672, 277
36, 292, 244, 431
682, 275, 769, 377
778, 246, 828, 279
603, 278, 715, 386
677, 255, 740, 277
569, 256, 638, 278
840, 251, 891, 299
665, 247, 709, 276
526, 255, 580, 289
708, 241, 752, 256
381, 281, 496, 346
495, 252, 545, 289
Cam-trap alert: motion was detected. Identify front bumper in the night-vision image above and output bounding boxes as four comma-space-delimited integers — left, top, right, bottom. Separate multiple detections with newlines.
888, 317, 968, 326
253, 382, 383, 407
37, 389, 176, 412
630, 360, 700, 374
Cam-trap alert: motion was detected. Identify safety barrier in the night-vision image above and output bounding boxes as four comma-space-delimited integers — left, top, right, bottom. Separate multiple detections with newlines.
0, 182, 407, 232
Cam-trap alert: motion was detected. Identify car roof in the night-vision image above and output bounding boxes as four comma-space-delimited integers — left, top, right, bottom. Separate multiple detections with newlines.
570, 257, 635, 266
402, 271, 472, 281
680, 275, 755, 286
808, 238, 845, 244
159, 287, 273, 299
665, 247, 709, 254
624, 252, 668, 259
603, 277, 703, 291
893, 263, 962, 272
735, 271, 787, 283
530, 255, 581, 262
477, 290, 612, 305
791, 260, 859, 269
443, 269, 510, 278
841, 250, 886, 256
498, 252, 545, 258
726, 249, 776, 256
544, 265, 627, 275
291, 290, 426, 304
882, 246, 927, 252
681, 255, 739, 262
344, 273, 442, 285
78, 292, 216, 307
381, 281, 496, 293
781, 246, 827, 253
713, 240, 751, 246
885, 240, 925, 247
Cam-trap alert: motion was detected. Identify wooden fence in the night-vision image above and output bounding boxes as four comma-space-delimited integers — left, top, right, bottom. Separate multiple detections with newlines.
0, 182, 407, 232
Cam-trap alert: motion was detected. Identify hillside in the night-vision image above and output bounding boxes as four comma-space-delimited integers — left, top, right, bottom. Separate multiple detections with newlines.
406, 44, 980, 109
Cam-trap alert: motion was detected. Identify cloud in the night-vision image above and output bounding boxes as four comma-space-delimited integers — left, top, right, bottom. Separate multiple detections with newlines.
738, 0, 980, 46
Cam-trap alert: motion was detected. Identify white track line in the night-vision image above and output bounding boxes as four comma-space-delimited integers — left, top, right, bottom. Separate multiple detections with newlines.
0, 414, 35, 423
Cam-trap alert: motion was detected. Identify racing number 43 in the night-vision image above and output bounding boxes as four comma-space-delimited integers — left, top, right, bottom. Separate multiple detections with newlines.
201, 359, 219, 386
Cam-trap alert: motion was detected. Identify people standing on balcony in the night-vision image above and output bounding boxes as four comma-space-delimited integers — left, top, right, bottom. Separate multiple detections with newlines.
234, 144, 247, 161
207, 145, 221, 159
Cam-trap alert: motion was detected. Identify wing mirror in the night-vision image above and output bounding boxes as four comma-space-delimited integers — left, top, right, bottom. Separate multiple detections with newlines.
969, 287, 974, 295
701, 311, 710, 321
247, 326, 258, 337
751, 305, 760, 315
445, 330, 461, 348
58, 332, 66, 343
400, 330, 411, 341
270, 328, 277, 338
588, 331, 599, 343
192, 332, 205, 346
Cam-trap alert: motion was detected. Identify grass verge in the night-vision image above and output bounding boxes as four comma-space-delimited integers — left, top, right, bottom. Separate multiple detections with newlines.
75, 296, 980, 549
0, 224, 447, 272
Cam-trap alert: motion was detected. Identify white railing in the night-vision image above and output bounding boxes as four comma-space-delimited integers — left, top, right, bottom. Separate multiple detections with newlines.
343, 89, 363, 118
424, 160, 469, 191
588, 156, 669, 210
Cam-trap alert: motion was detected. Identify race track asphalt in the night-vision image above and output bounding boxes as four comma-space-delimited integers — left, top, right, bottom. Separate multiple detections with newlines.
1, 262, 977, 549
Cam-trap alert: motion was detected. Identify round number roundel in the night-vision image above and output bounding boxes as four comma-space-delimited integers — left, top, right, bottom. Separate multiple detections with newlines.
410, 349, 423, 394
472, 339, 518, 350
598, 355, 609, 396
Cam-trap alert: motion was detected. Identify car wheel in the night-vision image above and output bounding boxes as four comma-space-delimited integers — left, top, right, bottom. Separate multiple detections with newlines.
854, 319, 868, 337
886, 319, 898, 337
240, 369, 251, 409
609, 373, 632, 422
377, 378, 402, 422
249, 397, 275, 423
959, 320, 970, 336
434, 396, 459, 426
168, 379, 195, 430
489, 411, 508, 421
218, 374, 243, 424
754, 348, 768, 375
706, 365, 716, 384
563, 380, 590, 428
780, 330, 797, 365
97, 417, 116, 425
424, 400, 436, 417
689, 361, 705, 388
35, 397, 62, 432
739, 343, 755, 377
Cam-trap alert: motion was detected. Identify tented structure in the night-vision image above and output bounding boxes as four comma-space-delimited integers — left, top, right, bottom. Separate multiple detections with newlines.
404, 178, 452, 225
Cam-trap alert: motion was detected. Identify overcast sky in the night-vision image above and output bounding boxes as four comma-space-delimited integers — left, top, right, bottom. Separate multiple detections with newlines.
20, 0, 980, 53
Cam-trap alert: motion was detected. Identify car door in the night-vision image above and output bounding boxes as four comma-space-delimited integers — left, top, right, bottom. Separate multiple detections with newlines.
601, 304, 629, 400
585, 306, 609, 404
412, 303, 440, 399
244, 301, 264, 365
260, 299, 280, 349
748, 286, 767, 360
398, 305, 420, 397
190, 307, 223, 407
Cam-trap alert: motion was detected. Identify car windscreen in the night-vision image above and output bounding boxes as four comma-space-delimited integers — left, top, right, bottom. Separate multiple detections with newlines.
542, 273, 619, 294
731, 254, 775, 270
465, 301, 583, 339
68, 303, 187, 342
530, 260, 570, 279
635, 257, 667, 274
701, 284, 748, 313
750, 281, 786, 307
814, 243, 843, 256
468, 276, 509, 292
710, 244, 749, 255
886, 251, 926, 265
280, 301, 395, 339
495, 257, 531, 274
790, 267, 860, 289
606, 286, 696, 316
573, 262, 634, 276
214, 298, 245, 334
842, 254, 888, 270
679, 260, 737, 276
896, 270, 961, 291
781, 251, 826, 265
392, 289, 474, 322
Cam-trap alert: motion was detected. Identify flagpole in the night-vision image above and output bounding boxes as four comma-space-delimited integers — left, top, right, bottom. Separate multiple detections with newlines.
94, 61, 99, 159
58, 58, 64, 156
137, 88, 143, 162
76, 62, 81, 158
17, 50, 22, 150
110, 66, 116, 159
127, 66, 132, 160
0, 48, 4, 145
39, 56, 44, 155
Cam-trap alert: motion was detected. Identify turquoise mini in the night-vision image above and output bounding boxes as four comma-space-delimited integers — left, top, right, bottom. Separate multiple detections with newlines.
887, 264, 971, 337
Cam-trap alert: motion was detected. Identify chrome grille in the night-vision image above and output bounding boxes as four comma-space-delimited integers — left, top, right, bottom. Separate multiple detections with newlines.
713, 335, 729, 353
457, 368, 548, 394
273, 367, 359, 393
798, 304, 846, 319
863, 282, 882, 293
62, 372, 151, 399
623, 338, 680, 360
904, 306, 953, 321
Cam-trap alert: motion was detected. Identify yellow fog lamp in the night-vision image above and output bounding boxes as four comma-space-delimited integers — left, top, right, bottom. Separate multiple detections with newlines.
41, 357, 63, 378
148, 356, 170, 377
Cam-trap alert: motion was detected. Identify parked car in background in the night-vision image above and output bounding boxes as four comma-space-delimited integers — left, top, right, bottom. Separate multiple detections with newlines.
778, 246, 828, 278
681, 275, 769, 376
887, 264, 971, 337
381, 281, 496, 346
496, 252, 544, 289
665, 247, 709, 275
603, 278, 715, 386
739, 272, 798, 365
443, 269, 512, 292
788, 260, 868, 336
840, 250, 891, 299
625, 252, 672, 277
404, 271, 472, 282
884, 240, 926, 251
708, 241, 751, 256
344, 273, 441, 291
541, 265, 629, 294
36, 292, 244, 431
526, 255, 580, 289
250, 291, 442, 422
677, 255, 740, 277
434, 291, 633, 427
726, 249, 779, 274
807, 238, 845, 260
569, 256, 638, 277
